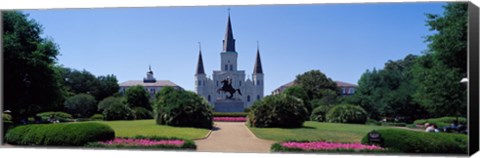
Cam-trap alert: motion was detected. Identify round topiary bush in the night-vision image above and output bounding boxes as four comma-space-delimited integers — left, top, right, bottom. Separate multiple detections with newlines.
326, 104, 367, 124
90, 114, 104, 120
154, 87, 213, 129
132, 107, 153, 120
98, 97, 134, 120
249, 94, 308, 128
5, 122, 115, 146
310, 105, 331, 122
3, 113, 12, 121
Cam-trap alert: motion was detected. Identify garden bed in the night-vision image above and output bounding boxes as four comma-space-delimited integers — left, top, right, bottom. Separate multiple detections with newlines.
86, 136, 196, 150
213, 117, 247, 122
272, 141, 388, 153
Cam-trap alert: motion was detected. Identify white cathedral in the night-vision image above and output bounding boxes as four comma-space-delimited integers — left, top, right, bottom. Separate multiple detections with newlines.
194, 14, 264, 112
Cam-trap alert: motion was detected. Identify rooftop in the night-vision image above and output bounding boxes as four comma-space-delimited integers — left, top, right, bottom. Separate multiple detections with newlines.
119, 80, 181, 87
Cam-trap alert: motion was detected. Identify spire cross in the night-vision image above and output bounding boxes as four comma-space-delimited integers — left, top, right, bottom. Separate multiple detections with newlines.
257, 41, 259, 50
149, 64, 151, 71
198, 42, 202, 52
228, 8, 231, 16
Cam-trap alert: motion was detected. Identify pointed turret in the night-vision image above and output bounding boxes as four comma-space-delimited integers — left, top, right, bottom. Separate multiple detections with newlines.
196, 46, 205, 75
253, 44, 263, 74
222, 14, 236, 52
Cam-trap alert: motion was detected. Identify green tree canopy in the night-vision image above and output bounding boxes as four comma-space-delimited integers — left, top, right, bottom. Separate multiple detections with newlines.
294, 70, 339, 103
64, 94, 97, 118
125, 85, 151, 110
3, 11, 65, 123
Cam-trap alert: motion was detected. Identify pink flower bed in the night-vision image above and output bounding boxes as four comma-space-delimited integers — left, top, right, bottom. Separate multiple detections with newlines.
281, 141, 384, 151
99, 138, 184, 147
213, 117, 247, 122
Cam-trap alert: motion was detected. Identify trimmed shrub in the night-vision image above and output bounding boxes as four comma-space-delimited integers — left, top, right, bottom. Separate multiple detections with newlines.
366, 119, 381, 126
213, 112, 248, 117
36, 112, 73, 122
413, 117, 467, 128
86, 135, 196, 150
98, 97, 134, 120
5, 122, 115, 146
90, 114, 104, 120
310, 105, 331, 122
249, 94, 308, 128
271, 141, 393, 153
381, 122, 407, 127
361, 129, 467, 154
132, 107, 153, 120
125, 85, 151, 110
326, 104, 367, 124
3, 113, 12, 121
154, 87, 213, 129
2, 121, 14, 141
64, 93, 97, 118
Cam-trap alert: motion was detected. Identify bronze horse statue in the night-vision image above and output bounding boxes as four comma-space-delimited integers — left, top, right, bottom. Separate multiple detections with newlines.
217, 78, 242, 99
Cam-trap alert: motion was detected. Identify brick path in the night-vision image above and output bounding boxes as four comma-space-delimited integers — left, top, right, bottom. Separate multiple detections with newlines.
195, 122, 274, 153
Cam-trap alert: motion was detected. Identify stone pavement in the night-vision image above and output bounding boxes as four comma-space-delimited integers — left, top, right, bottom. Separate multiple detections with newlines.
195, 122, 275, 153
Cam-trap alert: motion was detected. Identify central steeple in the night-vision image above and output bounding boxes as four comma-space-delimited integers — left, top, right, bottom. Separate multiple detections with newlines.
222, 12, 236, 52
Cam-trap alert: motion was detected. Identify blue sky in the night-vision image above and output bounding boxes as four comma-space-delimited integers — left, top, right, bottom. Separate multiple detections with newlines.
23, 2, 446, 94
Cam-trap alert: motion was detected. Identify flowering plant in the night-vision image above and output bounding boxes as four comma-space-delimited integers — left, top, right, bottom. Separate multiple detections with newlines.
213, 117, 247, 122
98, 138, 184, 147
272, 141, 387, 153
86, 136, 196, 150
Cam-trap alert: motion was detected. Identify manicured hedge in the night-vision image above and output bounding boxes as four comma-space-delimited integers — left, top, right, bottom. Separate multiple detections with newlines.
154, 87, 213, 129
3, 113, 12, 121
326, 104, 367, 124
213, 112, 248, 117
90, 114, 104, 120
249, 94, 308, 128
36, 112, 73, 122
2, 121, 14, 141
86, 135, 196, 150
5, 122, 115, 146
361, 129, 467, 154
271, 142, 394, 153
413, 117, 467, 128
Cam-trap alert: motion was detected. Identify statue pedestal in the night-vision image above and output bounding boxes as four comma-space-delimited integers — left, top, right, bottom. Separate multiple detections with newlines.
214, 99, 244, 112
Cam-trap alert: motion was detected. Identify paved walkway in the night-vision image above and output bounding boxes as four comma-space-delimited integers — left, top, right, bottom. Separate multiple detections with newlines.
195, 122, 275, 153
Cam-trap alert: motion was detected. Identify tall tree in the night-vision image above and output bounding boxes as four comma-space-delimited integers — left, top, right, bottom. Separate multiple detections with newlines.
425, 3, 468, 76
294, 70, 339, 101
3, 11, 65, 123
93, 75, 120, 101
413, 2, 468, 118
125, 85, 151, 110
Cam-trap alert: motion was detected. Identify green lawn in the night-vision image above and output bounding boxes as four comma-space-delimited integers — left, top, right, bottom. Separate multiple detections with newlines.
90, 119, 210, 140
249, 121, 401, 143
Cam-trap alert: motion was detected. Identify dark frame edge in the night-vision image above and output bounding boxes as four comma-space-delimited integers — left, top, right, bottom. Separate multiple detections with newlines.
468, 1, 480, 156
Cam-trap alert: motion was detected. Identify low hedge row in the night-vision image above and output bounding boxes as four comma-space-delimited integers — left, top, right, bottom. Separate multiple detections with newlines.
413, 117, 466, 128
380, 122, 407, 127
36, 112, 73, 122
86, 135, 196, 150
361, 129, 467, 154
5, 122, 115, 146
213, 112, 248, 117
270, 140, 395, 153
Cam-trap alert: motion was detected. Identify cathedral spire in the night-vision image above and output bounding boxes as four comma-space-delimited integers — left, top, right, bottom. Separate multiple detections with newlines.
253, 41, 263, 74
196, 42, 205, 75
223, 9, 236, 52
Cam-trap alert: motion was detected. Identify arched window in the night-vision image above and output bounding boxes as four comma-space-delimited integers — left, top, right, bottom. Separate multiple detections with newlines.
257, 95, 260, 100
247, 95, 250, 102
216, 81, 219, 87
239, 81, 242, 86
230, 65, 233, 71
225, 64, 228, 71
208, 95, 211, 102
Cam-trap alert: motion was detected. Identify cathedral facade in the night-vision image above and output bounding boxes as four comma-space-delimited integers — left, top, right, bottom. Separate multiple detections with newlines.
194, 14, 264, 111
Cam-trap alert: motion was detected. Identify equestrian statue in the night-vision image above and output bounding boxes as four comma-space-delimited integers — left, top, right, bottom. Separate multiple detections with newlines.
217, 78, 242, 99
